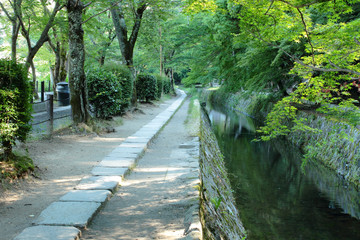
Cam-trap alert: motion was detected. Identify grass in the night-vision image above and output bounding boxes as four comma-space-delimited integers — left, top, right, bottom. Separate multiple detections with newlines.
185, 96, 201, 137
0, 152, 34, 183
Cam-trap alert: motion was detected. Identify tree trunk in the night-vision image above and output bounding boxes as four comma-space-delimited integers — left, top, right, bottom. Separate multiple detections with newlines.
53, 44, 60, 98
67, 0, 90, 124
11, 21, 20, 62
59, 46, 67, 83
171, 68, 175, 93
110, 2, 147, 107
128, 62, 137, 106
51, 43, 67, 98
28, 60, 38, 99
99, 31, 115, 66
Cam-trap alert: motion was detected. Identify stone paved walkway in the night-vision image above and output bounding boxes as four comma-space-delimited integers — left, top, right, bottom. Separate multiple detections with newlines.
13, 90, 201, 240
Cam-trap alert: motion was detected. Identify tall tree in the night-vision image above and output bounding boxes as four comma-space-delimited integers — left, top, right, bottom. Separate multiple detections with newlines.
110, 0, 147, 105
0, 0, 21, 62
48, 27, 68, 98
43, 4, 68, 98
110, 1, 146, 73
17, 0, 63, 97
66, 0, 91, 123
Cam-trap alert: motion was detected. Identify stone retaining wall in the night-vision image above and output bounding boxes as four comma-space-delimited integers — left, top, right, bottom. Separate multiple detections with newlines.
287, 112, 360, 187
199, 108, 247, 240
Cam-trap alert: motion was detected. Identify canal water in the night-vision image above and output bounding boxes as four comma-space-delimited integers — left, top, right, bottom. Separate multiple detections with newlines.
207, 105, 360, 240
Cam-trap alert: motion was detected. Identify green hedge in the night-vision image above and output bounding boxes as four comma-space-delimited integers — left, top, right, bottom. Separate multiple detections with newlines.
154, 74, 172, 95
156, 76, 163, 99
154, 74, 168, 99
0, 59, 32, 159
87, 67, 123, 119
163, 78, 172, 94
102, 62, 133, 111
136, 74, 158, 102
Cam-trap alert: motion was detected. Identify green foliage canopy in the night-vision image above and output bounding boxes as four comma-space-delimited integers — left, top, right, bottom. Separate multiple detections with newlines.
183, 0, 360, 140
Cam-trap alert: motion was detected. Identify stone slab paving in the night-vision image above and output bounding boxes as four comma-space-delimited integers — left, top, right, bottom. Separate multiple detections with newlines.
125, 136, 151, 143
34, 201, 101, 228
142, 122, 163, 127
103, 153, 137, 160
75, 176, 122, 192
59, 190, 111, 203
118, 142, 148, 148
14, 226, 81, 240
98, 158, 136, 168
91, 166, 128, 176
121, 140, 149, 147
132, 131, 158, 139
109, 146, 145, 154
134, 129, 159, 136
13, 90, 188, 240
105, 151, 138, 158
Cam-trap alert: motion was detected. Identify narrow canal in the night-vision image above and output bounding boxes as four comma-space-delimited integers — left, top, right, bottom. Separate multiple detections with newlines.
206, 105, 360, 240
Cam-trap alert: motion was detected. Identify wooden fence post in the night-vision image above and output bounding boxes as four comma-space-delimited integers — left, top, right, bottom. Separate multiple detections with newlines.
47, 94, 54, 134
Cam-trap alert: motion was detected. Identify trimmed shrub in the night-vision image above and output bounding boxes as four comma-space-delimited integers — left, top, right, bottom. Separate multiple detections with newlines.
156, 76, 163, 99
136, 74, 158, 102
102, 62, 133, 111
0, 59, 32, 160
153, 74, 165, 99
87, 67, 123, 119
163, 77, 172, 95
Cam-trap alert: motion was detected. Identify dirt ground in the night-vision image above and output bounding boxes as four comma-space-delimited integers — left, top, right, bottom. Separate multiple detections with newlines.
0, 96, 178, 240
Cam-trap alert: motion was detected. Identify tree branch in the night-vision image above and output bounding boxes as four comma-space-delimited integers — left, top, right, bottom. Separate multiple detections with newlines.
16, 1, 61, 63
244, 23, 360, 76
7, 0, 15, 10
83, 1, 93, 9
0, 2, 15, 21
265, 0, 274, 15
279, 0, 332, 8
40, 0, 51, 16
354, 37, 360, 46
294, 58, 360, 75
110, 1, 130, 63
82, 1, 117, 24
47, 35, 56, 52
296, 7, 315, 65
129, 2, 147, 47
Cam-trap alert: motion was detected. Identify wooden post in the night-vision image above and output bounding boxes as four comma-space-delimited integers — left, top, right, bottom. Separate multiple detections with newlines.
48, 79, 51, 91
41, 81, 45, 102
47, 94, 54, 134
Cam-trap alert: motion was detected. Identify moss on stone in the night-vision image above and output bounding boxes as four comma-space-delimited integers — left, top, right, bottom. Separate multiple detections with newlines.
199, 109, 247, 239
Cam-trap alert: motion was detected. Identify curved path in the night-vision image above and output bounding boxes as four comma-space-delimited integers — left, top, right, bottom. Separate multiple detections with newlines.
13, 91, 201, 240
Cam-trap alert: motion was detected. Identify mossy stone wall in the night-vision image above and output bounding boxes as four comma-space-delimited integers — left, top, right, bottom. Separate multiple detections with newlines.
199, 109, 247, 239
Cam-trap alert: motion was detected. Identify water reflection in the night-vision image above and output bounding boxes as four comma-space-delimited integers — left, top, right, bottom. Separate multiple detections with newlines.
207, 106, 360, 240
